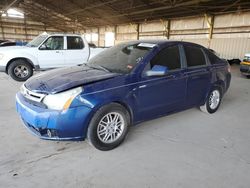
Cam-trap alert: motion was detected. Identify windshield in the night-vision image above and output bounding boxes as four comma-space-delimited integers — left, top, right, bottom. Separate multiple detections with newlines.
26, 35, 48, 47
88, 42, 155, 74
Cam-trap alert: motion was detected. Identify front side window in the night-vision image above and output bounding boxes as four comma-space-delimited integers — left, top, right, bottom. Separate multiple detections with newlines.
67, 36, 84, 49
41, 36, 64, 50
88, 42, 153, 74
184, 46, 206, 67
150, 45, 181, 70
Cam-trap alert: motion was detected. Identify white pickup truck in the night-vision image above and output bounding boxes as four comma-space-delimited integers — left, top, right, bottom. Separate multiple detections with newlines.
0, 33, 105, 81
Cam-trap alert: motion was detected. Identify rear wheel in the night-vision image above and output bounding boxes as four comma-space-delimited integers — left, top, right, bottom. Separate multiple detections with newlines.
87, 103, 130, 151
200, 88, 222, 114
7, 59, 33, 81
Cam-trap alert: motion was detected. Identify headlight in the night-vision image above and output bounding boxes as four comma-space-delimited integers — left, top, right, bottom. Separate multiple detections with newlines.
42, 87, 83, 110
0, 53, 4, 60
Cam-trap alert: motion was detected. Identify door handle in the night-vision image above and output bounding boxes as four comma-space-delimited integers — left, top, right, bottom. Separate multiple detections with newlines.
166, 75, 176, 79
139, 85, 147, 89
191, 75, 201, 79
55, 51, 60, 53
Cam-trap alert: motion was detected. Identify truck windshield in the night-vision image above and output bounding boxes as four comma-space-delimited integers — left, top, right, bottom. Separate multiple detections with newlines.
26, 35, 48, 47
88, 42, 154, 74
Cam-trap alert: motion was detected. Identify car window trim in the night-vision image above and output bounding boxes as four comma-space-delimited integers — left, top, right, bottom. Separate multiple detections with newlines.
201, 48, 211, 66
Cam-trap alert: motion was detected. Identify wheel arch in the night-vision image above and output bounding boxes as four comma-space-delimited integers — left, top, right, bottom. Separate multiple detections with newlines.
112, 101, 134, 125
212, 80, 225, 96
6, 57, 35, 73
202, 82, 224, 106
82, 100, 134, 138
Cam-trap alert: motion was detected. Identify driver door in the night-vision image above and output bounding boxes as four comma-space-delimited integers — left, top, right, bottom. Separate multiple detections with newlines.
136, 45, 187, 119
38, 36, 65, 68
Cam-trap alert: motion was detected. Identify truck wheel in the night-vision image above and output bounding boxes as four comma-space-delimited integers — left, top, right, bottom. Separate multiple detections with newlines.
7, 59, 33, 81
87, 103, 130, 151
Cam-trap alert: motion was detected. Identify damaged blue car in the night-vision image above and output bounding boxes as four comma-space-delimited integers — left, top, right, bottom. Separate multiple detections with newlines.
16, 40, 231, 150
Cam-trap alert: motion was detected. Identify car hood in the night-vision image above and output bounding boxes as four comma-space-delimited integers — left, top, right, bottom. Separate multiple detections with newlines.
0, 46, 30, 52
25, 65, 120, 94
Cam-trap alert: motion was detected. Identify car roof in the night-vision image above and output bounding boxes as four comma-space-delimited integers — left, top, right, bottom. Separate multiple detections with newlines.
120, 39, 206, 49
41, 33, 82, 37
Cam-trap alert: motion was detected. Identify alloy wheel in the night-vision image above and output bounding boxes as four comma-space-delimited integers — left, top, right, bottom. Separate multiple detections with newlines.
209, 90, 220, 110
14, 65, 29, 78
97, 112, 125, 144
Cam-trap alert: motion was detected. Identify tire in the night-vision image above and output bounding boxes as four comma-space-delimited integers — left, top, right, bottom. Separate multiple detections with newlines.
7, 59, 33, 81
87, 103, 130, 151
200, 87, 222, 114
246, 75, 250, 79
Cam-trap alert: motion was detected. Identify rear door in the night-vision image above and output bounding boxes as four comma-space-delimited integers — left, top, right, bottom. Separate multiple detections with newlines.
64, 36, 89, 66
182, 45, 211, 107
136, 45, 187, 119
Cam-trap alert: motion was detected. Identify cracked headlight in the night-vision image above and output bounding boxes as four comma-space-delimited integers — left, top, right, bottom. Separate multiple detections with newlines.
42, 87, 83, 110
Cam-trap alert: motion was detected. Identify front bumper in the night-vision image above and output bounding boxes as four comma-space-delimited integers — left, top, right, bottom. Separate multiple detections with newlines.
240, 62, 250, 75
0, 65, 6, 72
16, 92, 92, 140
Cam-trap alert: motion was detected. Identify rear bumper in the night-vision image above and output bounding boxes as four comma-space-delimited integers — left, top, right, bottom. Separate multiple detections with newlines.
240, 64, 250, 75
226, 73, 231, 92
16, 92, 92, 140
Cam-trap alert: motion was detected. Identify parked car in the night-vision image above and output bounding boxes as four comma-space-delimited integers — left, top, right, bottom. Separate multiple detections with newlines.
0, 40, 8, 44
0, 41, 27, 47
240, 53, 250, 78
0, 41, 16, 47
16, 40, 231, 150
0, 33, 106, 81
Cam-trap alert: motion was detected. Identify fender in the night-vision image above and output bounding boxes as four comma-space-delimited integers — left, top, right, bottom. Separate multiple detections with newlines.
4, 48, 39, 72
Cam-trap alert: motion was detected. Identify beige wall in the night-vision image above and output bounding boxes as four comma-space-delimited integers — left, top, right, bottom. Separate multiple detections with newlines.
1, 11, 249, 59
85, 12, 250, 59
0, 17, 60, 42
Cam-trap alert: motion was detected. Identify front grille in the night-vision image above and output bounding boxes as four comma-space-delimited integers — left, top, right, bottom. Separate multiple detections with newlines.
21, 85, 46, 103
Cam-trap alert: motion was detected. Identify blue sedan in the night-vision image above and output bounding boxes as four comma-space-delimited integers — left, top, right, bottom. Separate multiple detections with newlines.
16, 40, 231, 150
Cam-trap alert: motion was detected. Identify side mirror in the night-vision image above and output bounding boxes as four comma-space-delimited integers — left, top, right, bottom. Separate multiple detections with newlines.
39, 44, 47, 50
145, 65, 168, 77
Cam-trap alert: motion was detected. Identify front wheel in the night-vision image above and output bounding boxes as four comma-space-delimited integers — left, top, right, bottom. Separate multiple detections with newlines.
87, 103, 130, 151
200, 88, 222, 114
7, 59, 33, 81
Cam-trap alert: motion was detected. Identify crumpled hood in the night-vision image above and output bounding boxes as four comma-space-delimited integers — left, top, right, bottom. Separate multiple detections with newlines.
25, 66, 120, 94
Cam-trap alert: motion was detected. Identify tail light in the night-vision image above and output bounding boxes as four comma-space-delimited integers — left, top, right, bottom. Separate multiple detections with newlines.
227, 63, 231, 73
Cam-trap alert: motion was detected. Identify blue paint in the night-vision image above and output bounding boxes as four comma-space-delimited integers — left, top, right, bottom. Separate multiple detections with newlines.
16, 40, 231, 140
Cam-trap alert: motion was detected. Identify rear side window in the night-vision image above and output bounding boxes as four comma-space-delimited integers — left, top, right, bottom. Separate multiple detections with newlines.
67, 36, 84, 49
151, 45, 181, 70
206, 50, 221, 64
184, 46, 206, 67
